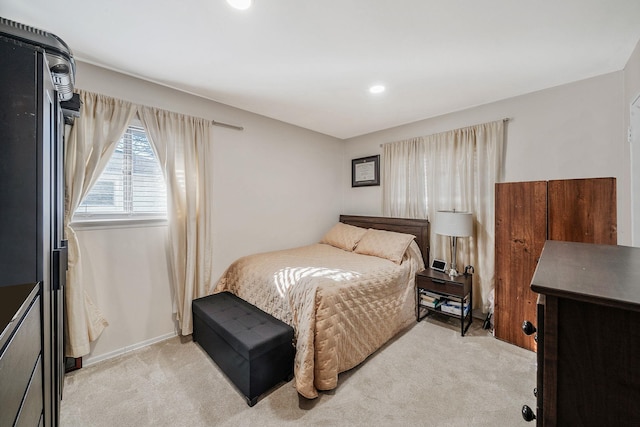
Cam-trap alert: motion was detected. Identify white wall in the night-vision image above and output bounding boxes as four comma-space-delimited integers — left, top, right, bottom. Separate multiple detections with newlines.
74, 62, 344, 363
342, 71, 632, 246
625, 39, 640, 246
74, 223, 175, 363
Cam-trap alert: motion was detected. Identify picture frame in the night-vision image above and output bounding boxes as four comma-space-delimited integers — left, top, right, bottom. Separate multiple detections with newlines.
351, 155, 380, 187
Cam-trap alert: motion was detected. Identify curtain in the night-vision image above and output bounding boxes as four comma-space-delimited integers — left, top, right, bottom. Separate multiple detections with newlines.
139, 106, 214, 335
64, 90, 137, 357
382, 138, 428, 219
382, 120, 504, 311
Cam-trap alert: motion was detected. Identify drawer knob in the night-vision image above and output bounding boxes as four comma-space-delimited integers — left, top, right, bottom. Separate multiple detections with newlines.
522, 405, 536, 422
522, 320, 537, 335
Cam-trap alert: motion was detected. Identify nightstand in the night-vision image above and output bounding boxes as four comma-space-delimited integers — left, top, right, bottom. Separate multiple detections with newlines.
416, 269, 472, 336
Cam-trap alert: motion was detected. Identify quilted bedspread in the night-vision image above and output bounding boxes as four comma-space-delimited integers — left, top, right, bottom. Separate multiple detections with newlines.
212, 242, 424, 399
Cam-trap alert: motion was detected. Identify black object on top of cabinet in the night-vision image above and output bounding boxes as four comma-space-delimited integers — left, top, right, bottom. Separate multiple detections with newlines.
0, 16, 75, 101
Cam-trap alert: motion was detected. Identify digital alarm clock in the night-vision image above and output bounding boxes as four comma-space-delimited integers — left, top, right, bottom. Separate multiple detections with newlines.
431, 259, 447, 273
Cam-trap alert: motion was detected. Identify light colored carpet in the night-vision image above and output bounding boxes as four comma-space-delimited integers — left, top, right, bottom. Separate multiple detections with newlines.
61, 315, 536, 426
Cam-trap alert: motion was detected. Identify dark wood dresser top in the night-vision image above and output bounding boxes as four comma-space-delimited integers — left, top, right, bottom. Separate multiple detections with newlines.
531, 240, 640, 312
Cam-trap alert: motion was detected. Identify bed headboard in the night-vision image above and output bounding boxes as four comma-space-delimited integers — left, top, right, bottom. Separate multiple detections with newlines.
339, 215, 429, 267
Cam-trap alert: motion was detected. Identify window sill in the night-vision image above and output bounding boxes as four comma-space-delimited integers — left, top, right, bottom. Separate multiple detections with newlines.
70, 217, 168, 230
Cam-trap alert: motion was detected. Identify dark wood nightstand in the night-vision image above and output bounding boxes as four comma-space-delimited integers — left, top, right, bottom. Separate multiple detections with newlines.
416, 269, 472, 336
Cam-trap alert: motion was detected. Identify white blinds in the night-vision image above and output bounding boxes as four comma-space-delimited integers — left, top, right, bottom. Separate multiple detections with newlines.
75, 124, 167, 218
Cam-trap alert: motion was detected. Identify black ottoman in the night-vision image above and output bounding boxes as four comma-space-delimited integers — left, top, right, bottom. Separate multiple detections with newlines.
192, 291, 295, 406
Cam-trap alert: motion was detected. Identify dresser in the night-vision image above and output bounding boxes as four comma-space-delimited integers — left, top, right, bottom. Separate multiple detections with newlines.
0, 283, 42, 427
523, 241, 640, 425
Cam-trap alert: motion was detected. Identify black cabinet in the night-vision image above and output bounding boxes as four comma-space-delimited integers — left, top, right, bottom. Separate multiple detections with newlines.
0, 283, 42, 426
0, 19, 75, 426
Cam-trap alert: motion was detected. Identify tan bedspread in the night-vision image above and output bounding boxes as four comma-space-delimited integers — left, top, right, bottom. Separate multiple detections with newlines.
213, 242, 424, 399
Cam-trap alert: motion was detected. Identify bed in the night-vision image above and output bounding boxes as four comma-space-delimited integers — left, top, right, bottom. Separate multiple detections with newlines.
212, 215, 429, 399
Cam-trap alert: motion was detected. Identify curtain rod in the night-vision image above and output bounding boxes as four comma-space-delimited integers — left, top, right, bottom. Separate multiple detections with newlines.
212, 120, 244, 131
378, 117, 511, 147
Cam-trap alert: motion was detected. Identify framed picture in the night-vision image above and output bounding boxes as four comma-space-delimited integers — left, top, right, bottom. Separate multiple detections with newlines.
352, 155, 380, 187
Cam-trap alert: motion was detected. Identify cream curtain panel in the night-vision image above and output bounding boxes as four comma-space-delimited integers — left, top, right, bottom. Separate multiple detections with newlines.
65, 90, 214, 354
64, 90, 137, 357
382, 137, 428, 219
139, 106, 214, 335
382, 120, 504, 311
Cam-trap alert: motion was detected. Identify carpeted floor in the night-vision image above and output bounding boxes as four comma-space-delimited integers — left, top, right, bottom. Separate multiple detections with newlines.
61, 315, 536, 426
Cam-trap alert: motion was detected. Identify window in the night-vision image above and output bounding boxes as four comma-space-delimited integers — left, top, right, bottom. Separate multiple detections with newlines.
74, 123, 167, 221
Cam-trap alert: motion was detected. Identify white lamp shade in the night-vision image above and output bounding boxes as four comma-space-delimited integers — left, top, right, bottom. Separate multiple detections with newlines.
433, 211, 473, 237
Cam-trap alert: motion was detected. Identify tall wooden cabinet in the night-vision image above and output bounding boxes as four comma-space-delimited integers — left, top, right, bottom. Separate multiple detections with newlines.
494, 178, 617, 350
0, 18, 75, 426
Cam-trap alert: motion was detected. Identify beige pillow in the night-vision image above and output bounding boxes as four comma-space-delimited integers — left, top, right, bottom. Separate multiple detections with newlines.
354, 228, 416, 264
320, 222, 368, 251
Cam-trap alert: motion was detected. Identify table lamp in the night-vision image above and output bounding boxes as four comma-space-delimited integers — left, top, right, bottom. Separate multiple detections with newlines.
433, 210, 473, 276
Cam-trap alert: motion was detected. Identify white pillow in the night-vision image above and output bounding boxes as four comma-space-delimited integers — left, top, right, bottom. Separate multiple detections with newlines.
354, 228, 416, 264
320, 222, 368, 251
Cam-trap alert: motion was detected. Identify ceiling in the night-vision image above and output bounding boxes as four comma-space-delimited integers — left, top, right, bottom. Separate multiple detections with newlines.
1, 1, 640, 139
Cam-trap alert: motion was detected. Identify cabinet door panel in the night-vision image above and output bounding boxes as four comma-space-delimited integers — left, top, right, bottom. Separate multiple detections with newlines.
548, 178, 617, 244
495, 181, 547, 350
0, 38, 38, 287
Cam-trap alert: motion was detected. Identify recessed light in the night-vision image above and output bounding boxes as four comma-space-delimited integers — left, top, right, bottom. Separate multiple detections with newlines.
369, 84, 385, 94
227, 0, 252, 10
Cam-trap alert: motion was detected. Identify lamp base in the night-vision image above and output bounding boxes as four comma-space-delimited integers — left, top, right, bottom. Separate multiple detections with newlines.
449, 236, 461, 277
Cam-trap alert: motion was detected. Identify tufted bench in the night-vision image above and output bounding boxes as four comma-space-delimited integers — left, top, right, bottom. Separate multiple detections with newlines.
192, 291, 295, 406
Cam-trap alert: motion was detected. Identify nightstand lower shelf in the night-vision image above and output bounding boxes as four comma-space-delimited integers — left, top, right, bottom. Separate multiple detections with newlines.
417, 302, 472, 336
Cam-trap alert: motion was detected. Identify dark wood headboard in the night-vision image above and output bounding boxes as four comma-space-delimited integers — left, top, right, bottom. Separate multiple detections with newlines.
339, 215, 430, 266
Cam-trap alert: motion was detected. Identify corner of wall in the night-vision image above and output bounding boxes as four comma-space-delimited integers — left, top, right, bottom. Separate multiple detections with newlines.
624, 38, 640, 103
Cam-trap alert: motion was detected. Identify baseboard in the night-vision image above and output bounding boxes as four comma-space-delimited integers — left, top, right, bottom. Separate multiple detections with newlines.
83, 331, 178, 367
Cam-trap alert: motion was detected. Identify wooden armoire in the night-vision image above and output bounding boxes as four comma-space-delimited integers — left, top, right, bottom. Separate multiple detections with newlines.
494, 177, 617, 351
0, 18, 75, 426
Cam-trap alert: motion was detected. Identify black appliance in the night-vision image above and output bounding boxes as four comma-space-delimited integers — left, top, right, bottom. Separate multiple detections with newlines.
0, 16, 76, 426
